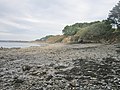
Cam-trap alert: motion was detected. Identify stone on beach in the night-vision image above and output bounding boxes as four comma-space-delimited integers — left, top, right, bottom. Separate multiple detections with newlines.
0, 43, 120, 90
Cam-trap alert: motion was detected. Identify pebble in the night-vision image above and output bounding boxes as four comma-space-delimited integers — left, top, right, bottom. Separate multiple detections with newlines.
0, 44, 120, 90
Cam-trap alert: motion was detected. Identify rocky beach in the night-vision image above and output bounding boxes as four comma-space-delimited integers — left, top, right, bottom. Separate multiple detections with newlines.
0, 43, 120, 90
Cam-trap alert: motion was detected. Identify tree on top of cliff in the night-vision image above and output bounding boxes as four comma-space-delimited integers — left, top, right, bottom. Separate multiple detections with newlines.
108, 1, 120, 29
62, 21, 100, 36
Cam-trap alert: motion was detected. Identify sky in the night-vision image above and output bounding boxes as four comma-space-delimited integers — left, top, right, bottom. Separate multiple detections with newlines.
0, 0, 119, 41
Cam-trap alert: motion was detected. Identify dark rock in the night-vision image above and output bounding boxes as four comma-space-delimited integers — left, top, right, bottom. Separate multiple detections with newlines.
116, 50, 120, 53
13, 75, 19, 79
54, 70, 67, 75
59, 57, 62, 60
0, 72, 4, 77
40, 71, 47, 76
0, 56, 4, 59
83, 71, 97, 77
54, 65, 67, 69
13, 77, 24, 83
70, 80, 79, 87
64, 75, 74, 81
69, 67, 81, 75
102, 57, 118, 65
46, 75, 53, 81
49, 63, 55, 67
73, 59, 86, 66
116, 69, 120, 75
22, 65, 31, 71
0, 79, 3, 82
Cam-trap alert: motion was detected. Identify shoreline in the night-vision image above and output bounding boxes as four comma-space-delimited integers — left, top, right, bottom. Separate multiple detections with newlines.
0, 43, 120, 90
0, 41, 48, 49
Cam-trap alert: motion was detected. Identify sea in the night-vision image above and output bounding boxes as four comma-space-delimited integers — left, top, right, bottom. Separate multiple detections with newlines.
0, 41, 41, 48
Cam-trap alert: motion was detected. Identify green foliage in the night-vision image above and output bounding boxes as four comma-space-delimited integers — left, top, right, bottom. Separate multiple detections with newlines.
76, 21, 112, 40
62, 20, 113, 43
108, 1, 120, 29
62, 21, 101, 36
62, 25, 80, 36
40, 20, 114, 43
38, 1, 120, 44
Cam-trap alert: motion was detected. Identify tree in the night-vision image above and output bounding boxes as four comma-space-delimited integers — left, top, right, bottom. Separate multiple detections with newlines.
62, 25, 80, 36
62, 21, 100, 36
108, 1, 120, 29
76, 21, 112, 40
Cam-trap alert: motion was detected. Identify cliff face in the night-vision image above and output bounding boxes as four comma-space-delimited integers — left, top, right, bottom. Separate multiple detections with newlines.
46, 35, 65, 43
40, 31, 120, 44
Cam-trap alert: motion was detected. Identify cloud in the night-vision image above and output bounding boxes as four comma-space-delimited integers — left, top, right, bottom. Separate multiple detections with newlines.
0, 0, 119, 40
0, 18, 31, 30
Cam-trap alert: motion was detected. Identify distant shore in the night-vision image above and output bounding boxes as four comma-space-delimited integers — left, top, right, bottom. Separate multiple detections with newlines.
0, 40, 30, 43
0, 41, 44, 48
0, 43, 120, 90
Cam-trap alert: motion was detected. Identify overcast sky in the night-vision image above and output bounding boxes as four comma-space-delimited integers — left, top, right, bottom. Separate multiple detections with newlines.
0, 0, 119, 40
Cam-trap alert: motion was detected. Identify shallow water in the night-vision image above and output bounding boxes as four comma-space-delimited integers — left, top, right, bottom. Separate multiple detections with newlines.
0, 42, 41, 48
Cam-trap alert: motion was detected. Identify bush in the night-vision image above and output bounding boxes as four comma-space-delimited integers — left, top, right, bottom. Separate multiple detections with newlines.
62, 21, 101, 36
75, 21, 112, 40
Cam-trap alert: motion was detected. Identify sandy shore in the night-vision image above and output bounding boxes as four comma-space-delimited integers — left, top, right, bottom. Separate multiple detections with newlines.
0, 43, 120, 90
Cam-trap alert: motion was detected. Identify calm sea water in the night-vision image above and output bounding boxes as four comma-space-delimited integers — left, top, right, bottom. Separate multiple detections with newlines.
0, 42, 41, 48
